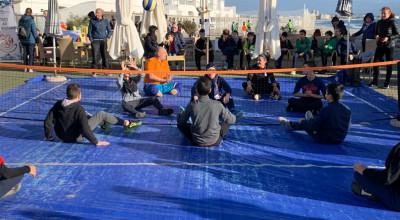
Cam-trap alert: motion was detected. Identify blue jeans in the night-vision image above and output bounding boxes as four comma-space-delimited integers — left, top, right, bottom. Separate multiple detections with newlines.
354, 171, 400, 211
292, 52, 309, 68
22, 44, 34, 66
144, 82, 183, 96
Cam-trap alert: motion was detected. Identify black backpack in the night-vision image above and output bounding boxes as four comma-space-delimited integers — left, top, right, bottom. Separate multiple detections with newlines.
18, 20, 30, 40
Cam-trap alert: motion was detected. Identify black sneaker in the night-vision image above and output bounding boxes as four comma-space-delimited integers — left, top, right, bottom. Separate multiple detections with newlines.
286, 105, 293, 112
158, 108, 174, 116
351, 182, 380, 202
382, 83, 390, 89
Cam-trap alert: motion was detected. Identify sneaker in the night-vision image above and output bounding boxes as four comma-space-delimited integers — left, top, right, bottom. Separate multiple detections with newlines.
233, 110, 244, 119
382, 83, 389, 89
305, 111, 314, 121
351, 182, 380, 202
278, 117, 292, 128
367, 82, 377, 88
101, 122, 111, 133
269, 92, 282, 101
24, 68, 27, 72
124, 120, 142, 133
253, 94, 260, 100
286, 105, 293, 112
29, 69, 34, 73
290, 71, 296, 75
229, 67, 235, 71
1, 182, 22, 199
158, 108, 174, 116
223, 62, 228, 70
135, 112, 147, 118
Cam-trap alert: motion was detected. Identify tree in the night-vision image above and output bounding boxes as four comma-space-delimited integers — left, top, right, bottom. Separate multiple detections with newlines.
182, 20, 198, 37
65, 14, 90, 30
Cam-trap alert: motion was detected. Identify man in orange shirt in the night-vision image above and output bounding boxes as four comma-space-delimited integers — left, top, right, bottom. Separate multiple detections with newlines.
144, 47, 183, 96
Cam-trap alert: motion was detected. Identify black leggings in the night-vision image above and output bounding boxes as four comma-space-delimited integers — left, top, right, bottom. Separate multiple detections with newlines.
372, 47, 395, 84
122, 97, 164, 115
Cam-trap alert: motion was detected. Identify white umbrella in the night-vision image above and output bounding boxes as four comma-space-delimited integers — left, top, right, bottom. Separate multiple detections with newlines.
253, 0, 281, 60
140, 0, 167, 44
44, 0, 61, 76
109, 0, 144, 59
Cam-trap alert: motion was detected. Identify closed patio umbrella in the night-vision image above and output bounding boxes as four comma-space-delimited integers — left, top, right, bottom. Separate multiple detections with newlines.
336, 0, 353, 63
140, 0, 167, 44
44, 0, 62, 77
109, 0, 144, 59
253, 0, 281, 60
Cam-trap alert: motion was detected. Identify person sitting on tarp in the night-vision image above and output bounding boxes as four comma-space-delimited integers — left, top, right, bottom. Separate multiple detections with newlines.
143, 47, 183, 97
191, 63, 243, 118
0, 156, 36, 199
177, 76, 236, 147
279, 83, 351, 144
242, 54, 281, 101
286, 61, 326, 114
117, 59, 174, 119
352, 142, 400, 212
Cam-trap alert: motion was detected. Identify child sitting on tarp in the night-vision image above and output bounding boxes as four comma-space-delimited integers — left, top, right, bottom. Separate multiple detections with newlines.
279, 83, 351, 144
117, 59, 174, 118
352, 142, 400, 211
0, 156, 36, 199
177, 76, 237, 146
191, 63, 243, 118
286, 61, 326, 114
337, 31, 359, 65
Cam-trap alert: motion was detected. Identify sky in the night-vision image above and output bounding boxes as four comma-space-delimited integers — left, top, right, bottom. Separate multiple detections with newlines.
225, 0, 400, 16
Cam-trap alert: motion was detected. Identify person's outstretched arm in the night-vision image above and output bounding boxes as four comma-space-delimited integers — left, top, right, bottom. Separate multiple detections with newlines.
0, 163, 35, 179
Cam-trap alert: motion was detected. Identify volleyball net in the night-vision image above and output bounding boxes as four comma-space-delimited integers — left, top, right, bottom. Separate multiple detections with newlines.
0, 61, 399, 124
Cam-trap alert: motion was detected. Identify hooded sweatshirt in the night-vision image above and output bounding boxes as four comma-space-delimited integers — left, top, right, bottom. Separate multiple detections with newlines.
353, 13, 376, 46
117, 73, 145, 102
44, 100, 98, 145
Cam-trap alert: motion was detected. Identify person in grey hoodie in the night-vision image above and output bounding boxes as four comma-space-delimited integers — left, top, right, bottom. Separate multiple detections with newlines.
177, 76, 236, 146
117, 59, 174, 118
18, 8, 38, 72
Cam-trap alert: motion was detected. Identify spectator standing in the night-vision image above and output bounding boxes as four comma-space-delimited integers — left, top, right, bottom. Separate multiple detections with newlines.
352, 13, 376, 52
88, 8, 112, 77
18, 8, 38, 73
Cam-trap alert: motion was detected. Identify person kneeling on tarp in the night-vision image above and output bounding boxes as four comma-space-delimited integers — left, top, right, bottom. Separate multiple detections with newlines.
117, 59, 174, 119
44, 84, 141, 146
352, 142, 400, 212
0, 156, 36, 199
177, 76, 236, 146
279, 83, 351, 144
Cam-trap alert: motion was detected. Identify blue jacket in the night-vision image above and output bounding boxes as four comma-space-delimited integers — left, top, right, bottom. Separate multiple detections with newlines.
18, 15, 38, 45
88, 17, 112, 41
218, 35, 236, 51
191, 74, 232, 100
353, 13, 376, 46
337, 37, 358, 56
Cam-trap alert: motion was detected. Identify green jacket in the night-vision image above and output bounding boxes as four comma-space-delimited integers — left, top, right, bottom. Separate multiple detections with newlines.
295, 37, 311, 53
319, 38, 337, 54
243, 39, 255, 51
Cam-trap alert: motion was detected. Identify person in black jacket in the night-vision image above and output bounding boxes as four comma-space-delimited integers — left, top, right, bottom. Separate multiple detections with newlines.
279, 83, 351, 144
0, 156, 36, 199
144, 25, 162, 58
191, 63, 242, 117
194, 29, 214, 70
369, 6, 400, 89
276, 32, 294, 69
44, 84, 141, 146
242, 54, 281, 100
331, 16, 347, 34
218, 29, 237, 70
337, 32, 359, 65
352, 142, 400, 211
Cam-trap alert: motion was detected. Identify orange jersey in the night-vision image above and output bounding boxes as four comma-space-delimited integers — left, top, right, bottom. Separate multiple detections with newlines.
144, 57, 170, 84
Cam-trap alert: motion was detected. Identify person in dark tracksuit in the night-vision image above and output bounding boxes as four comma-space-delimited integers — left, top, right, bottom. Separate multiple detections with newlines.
0, 156, 36, 199
88, 8, 112, 76
368, 6, 400, 89
191, 63, 242, 117
352, 142, 400, 212
177, 76, 236, 147
117, 59, 174, 119
279, 83, 351, 145
287, 61, 326, 114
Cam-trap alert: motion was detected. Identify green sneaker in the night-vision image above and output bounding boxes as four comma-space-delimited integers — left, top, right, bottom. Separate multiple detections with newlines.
101, 122, 111, 133
125, 120, 142, 133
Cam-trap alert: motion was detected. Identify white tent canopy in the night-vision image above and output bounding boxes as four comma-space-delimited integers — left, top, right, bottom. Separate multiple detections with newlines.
253, 0, 281, 60
140, 0, 167, 44
109, 0, 144, 59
